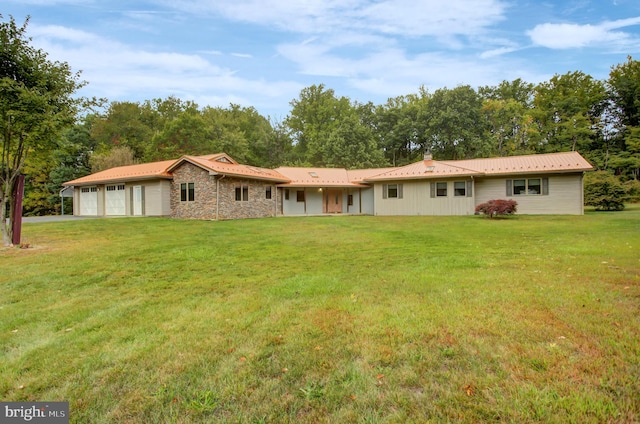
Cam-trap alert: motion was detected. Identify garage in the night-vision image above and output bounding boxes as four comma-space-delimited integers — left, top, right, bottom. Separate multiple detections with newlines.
79, 186, 98, 215
105, 184, 126, 215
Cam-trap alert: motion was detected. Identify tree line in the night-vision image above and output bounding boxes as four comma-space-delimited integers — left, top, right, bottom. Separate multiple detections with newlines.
2, 15, 638, 220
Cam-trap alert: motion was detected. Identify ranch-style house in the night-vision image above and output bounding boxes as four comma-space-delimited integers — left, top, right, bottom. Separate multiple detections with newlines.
63, 151, 593, 219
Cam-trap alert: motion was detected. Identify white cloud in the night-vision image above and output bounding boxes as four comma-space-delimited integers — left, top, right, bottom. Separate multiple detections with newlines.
276, 36, 547, 101
166, 0, 507, 37
26, 24, 301, 116
479, 46, 522, 58
527, 16, 640, 49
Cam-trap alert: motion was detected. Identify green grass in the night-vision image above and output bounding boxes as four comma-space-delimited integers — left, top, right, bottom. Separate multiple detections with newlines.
1, 208, 639, 423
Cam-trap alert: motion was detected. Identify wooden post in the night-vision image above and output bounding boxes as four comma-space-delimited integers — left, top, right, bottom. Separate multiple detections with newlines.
11, 175, 25, 245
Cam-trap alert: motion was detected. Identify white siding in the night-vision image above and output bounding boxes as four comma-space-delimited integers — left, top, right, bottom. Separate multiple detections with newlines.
474, 174, 585, 215
374, 180, 475, 216
345, 188, 374, 214
143, 180, 172, 216
73, 179, 171, 217
282, 188, 322, 215
360, 187, 374, 215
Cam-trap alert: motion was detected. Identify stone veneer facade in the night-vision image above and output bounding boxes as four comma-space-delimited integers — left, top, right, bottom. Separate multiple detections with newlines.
170, 162, 281, 220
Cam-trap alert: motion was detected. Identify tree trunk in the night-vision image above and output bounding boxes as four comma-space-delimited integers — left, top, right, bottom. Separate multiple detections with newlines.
0, 177, 18, 246
0, 191, 10, 246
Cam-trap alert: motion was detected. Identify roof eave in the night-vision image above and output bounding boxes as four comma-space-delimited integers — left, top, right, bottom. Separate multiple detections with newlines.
63, 174, 173, 186
480, 168, 593, 177
364, 173, 481, 182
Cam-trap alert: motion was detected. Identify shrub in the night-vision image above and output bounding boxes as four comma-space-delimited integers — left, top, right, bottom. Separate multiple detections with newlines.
584, 171, 626, 211
475, 199, 517, 218
623, 179, 640, 203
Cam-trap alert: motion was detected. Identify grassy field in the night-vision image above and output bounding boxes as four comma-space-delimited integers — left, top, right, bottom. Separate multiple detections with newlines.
1, 209, 639, 423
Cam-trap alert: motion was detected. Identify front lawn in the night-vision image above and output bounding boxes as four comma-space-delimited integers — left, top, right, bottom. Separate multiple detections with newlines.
1, 210, 639, 423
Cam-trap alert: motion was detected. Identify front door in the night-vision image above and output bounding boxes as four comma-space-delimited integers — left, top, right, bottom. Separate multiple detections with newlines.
325, 189, 342, 213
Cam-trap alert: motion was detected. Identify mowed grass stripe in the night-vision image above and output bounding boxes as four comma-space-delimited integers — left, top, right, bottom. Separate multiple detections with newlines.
1, 210, 638, 423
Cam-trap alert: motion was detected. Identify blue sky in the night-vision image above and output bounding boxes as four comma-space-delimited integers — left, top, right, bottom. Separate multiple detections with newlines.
3, 0, 640, 119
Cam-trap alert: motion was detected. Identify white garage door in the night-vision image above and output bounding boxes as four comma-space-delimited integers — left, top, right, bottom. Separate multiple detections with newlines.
105, 184, 126, 215
79, 187, 98, 215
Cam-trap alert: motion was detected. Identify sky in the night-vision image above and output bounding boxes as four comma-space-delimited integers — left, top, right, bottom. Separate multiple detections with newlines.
3, 0, 640, 119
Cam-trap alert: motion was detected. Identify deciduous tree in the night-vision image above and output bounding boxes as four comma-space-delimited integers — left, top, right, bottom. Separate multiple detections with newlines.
1, 15, 85, 245
423, 85, 491, 159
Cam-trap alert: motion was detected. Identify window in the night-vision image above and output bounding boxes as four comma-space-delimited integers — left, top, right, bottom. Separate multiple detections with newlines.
180, 182, 195, 202
117, 184, 125, 190
383, 184, 403, 199
454, 181, 466, 197
235, 185, 249, 201
284, 189, 290, 200
106, 185, 116, 191
513, 179, 526, 195
436, 182, 447, 197
347, 194, 354, 206
81, 187, 90, 193
507, 178, 548, 196
296, 190, 305, 202
527, 179, 541, 194
266, 186, 272, 200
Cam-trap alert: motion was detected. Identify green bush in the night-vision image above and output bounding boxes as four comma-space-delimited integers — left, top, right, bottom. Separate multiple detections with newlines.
623, 179, 640, 203
584, 171, 626, 211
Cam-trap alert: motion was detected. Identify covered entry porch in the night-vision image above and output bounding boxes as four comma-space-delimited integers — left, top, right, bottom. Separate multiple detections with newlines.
279, 186, 371, 216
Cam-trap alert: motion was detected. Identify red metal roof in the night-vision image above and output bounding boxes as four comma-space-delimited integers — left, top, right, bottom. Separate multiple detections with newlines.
64, 160, 175, 186
64, 151, 593, 187
170, 155, 290, 183
365, 151, 593, 181
275, 167, 396, 187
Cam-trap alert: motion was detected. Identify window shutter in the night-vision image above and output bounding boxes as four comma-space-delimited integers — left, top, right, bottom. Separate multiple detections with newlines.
506, 180, 513, 196
382, 184, 388, 199
430, 182, 436, 198
542, 178, 549, 195
398, 184, 403, 199
467, 180, 473, 197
